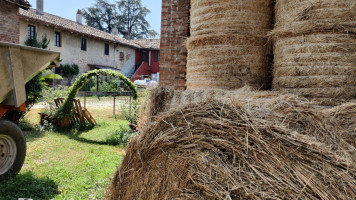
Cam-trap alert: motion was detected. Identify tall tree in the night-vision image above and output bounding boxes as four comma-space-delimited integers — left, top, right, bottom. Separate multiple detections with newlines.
82, 0, 158, 39
82, 0, 117, 33
116, 0, 158, 39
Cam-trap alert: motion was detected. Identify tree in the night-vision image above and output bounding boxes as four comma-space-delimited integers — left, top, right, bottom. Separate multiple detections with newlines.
82, 0, 118, 33
82, 0, 158, 39
60, 64, 79, 85
116, 0, 158, 39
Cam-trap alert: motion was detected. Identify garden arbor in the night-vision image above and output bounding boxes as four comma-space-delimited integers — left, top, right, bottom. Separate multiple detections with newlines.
56, 69, 138, 119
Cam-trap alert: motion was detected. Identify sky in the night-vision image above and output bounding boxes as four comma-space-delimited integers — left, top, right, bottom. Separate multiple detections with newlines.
26, 0, 162, 36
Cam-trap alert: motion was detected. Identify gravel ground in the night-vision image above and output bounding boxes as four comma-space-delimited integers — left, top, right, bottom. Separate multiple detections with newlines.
33, 97, 130, 109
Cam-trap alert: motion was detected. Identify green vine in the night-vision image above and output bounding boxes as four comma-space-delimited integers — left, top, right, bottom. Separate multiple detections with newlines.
56, 69, 137, 118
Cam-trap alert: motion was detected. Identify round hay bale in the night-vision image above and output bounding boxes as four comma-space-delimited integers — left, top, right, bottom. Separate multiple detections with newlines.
186, 0, 273, 90
109, 101, 356, 200
272, 0, 356, 37
272, 0, 356, 106
139, 87, 356, 157
326, 102, 356, 147
190, 0, 272, 37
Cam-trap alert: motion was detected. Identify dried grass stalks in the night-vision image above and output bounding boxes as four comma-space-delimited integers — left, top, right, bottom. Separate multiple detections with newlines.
186, 0, 272, 90
109, 87, 356, 200
271, 0, 356, 105
272, 0, 356, 37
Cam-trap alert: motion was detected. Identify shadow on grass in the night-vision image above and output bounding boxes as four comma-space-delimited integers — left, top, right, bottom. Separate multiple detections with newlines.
67, 133, 113, 146
0, 172, 59, 200
25, 131, 46, 143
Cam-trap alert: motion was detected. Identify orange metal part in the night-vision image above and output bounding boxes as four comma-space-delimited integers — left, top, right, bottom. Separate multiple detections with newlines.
0, 107, 7, 118
0, 102, 26, 118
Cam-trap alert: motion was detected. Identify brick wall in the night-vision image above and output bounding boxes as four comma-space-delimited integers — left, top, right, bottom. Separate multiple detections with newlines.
0, 1, 20, 44
159, 0, 190, 90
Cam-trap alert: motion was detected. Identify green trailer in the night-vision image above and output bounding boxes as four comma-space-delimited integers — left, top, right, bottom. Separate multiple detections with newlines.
0, 41, 60, 180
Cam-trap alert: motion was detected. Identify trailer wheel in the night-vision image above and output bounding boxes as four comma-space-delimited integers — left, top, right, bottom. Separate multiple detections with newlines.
0, 119, 26, 181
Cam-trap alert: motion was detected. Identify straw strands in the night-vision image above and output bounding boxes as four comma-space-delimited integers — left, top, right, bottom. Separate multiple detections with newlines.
272, 0, 356, 37
271, 0, 356, 105
186, 0, 273, 90
109, 88, 356, 200
190, 0, 272, 36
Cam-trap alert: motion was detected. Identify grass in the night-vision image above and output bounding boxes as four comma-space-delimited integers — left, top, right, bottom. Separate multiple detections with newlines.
0, 106, 129, 200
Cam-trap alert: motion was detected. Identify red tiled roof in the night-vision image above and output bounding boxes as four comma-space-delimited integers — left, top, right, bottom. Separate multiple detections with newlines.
4, 0, 31, 9
133, 39, 160, 50
19, 8, 141, 48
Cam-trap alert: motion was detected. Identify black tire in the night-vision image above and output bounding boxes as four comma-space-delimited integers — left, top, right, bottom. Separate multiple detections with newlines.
0, 119, 26, 181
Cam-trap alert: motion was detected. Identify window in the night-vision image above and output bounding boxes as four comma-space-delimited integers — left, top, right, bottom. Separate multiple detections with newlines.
28, 25, 36, 39
120, 52, 124, 61
104, 43, 109, 55
54, 32, 61, 47
81, 38, 87, 51
142, 52, 148, 62
154, 51, 160, 62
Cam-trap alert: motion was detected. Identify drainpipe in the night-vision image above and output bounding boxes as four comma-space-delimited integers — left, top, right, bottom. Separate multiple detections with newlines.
148, 39, 152, 78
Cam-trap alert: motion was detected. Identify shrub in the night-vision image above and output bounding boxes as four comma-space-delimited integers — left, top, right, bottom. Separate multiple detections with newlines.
25, 34, 50, 49
105, 125, 136, 146
41, 85, 70, 115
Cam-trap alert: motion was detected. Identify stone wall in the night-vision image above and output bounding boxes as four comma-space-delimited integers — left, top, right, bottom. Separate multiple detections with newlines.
0, 1, 20, 44
19, 20, 136, 75
159, 0, 190, 90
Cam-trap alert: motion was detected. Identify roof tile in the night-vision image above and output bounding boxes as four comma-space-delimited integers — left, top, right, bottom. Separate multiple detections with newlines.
19, 8, 141, 48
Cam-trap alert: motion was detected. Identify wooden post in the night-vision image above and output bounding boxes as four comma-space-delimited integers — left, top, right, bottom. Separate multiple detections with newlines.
96, 75, 99, 92
129, 95, 132, 116
113, 95, 116, 116
84, 92, 86, 108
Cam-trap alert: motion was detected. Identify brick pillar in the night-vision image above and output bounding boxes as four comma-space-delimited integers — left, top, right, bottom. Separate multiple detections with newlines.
159, 0, 190, 90
0, 1, 20, 44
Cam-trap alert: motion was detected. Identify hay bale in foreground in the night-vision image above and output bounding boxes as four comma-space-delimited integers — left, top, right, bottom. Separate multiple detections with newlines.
271, 0, 356, 106
326, 102, 356, 147
138, 87, 356, 157
110, 90, 356, 200
186, 0, 272, 90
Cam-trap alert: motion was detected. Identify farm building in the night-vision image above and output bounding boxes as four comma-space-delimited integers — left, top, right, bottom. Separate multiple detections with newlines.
131, 39, 160, 82
16, 0, 160, 82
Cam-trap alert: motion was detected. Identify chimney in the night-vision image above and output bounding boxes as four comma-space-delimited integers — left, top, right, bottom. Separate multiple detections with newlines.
76, 9, 82, 24
125, 31, 130, 40
112, 28, 119, 36
36, 0, 43, 15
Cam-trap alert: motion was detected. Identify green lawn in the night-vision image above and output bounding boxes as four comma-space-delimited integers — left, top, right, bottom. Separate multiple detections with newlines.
0, 118, 127, 200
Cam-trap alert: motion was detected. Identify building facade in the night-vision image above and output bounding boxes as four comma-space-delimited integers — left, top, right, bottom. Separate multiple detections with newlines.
17, 4, 160, 82
19, 8, 139, 76
131, 39, 160, 82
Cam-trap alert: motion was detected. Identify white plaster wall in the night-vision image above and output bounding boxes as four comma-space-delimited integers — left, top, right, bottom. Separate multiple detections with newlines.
120, 46, 136, 76
19, 20, 136, 76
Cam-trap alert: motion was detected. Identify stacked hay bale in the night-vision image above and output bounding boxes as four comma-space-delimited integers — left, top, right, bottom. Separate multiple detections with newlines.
271, 0, 356, 106
110, 89, 356, 199
186, 0, 273, 90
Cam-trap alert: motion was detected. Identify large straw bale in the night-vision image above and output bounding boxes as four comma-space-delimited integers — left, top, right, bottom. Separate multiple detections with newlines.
186, 0, 272, 90
272, 0, 356, 37
271, 0, 356, 105
139, 87, 356, 155
326, 102, 356, 147
190, 0, 272, 37
109, 88, 356, 199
